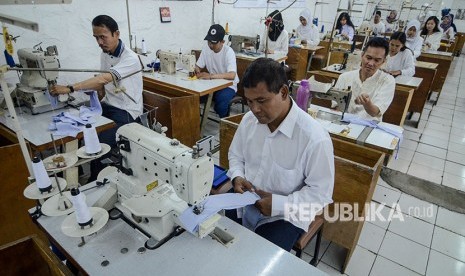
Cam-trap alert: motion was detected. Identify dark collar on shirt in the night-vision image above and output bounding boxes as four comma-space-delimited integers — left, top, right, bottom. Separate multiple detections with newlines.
108, 40, 123, 57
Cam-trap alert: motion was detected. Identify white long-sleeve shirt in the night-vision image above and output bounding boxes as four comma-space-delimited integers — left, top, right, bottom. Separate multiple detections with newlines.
424, 32, 442, 51
297, 24, 320, 46
405, 36, 424, 59
334, 69, 395, 121
384, 49, 416, 77
259, 29, 289, 55
227, 100, 334, 232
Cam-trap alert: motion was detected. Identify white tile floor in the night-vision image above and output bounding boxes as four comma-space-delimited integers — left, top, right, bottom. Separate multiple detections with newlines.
204, 55, 465, 275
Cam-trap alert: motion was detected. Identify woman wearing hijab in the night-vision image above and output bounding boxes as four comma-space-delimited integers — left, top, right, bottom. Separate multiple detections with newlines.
383, 32, 415, 77
405, 19, 424, 59
385, 10, 398, 33
259, 10, 289, 55
296, 9, 320, 46
335, 12, 355, 41
440, 14, 455, 40
420, 16, 442, 51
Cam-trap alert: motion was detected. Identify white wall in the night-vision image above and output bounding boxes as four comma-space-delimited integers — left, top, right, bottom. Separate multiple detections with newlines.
0, 0, 458, 85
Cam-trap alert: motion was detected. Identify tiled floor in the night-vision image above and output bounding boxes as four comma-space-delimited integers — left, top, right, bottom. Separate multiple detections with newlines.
204, 55, 465, 275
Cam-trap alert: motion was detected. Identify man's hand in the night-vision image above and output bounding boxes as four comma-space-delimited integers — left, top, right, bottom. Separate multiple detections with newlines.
50, 85, 71, 96
196, 72, 211, 80
232, 177, 255, 194
354, 93, 372, 106
354, 93, 380, 117
255, 189, 272, 216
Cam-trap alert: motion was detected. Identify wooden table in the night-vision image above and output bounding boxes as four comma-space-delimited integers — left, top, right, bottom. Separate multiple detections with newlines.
418, 50, 454, 104
407, 61, 438, 127
325, 40, 362, 66
143, 72, 232, 140
287, 45, 324, 81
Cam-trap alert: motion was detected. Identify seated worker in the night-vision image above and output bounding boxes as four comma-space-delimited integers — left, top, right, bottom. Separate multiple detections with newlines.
420, 16, 442, 51
296, 9, 320, 46
334, 37, 395, 121
405, 19, 424, 59
383, 32, 415, 77
371, 11, 386, 36
226, 58, 335, 251
195, 24, 239, 118
335, 12, 355, 41
385, 10, 398, 33
51, 15, 142, 181
440, 14, 455, 40
259, 10, 289, 55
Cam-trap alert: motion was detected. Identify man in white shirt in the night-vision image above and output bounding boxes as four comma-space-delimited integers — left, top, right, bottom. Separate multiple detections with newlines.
334, 37, 395, 121
195, 24, 239, 118
51, 15, 143, 181
227, 58, 334, 251
371, 11, 386, 36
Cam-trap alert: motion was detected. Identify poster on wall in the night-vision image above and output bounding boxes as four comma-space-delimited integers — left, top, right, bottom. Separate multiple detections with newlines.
160, 7, 171, 23
234, 0, 306, 9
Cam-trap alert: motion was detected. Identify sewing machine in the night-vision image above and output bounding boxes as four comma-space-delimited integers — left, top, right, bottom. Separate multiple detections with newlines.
95, 123, 220, 244
158, 50, 196, 76
291, 81, 352, 118
229, 35, 260, 53
16, 46, 68, 114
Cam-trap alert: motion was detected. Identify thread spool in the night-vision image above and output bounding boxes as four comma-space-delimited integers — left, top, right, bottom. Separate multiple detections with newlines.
141, 38, 147, 54
83, 124, 101, 155
70, 188, 93, 227
32, 156, 52, 193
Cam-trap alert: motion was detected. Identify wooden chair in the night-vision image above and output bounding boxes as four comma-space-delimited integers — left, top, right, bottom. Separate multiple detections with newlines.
293, 215, 325, 266
310, 41, 330, 70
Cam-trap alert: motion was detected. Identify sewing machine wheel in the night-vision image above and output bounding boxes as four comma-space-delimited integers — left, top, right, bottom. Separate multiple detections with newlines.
23, 177, 67, 200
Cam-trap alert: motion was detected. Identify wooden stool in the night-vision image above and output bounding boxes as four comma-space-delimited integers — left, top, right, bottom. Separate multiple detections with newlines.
293, 215, 324, 266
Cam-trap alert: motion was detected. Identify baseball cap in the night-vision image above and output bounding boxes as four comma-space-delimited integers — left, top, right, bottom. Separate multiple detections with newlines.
204, 24, 226, 43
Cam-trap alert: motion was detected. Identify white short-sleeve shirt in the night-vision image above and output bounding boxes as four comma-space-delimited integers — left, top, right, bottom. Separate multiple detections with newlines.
100, 41, 143, 120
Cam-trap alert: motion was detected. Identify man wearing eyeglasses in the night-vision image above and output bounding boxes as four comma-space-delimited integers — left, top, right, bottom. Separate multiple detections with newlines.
195, 24, 239, 118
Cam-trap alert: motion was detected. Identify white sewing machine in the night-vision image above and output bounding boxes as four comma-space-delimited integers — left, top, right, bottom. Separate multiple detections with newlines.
158, 50, 196, 76
95, 123, 220, 244
229, 35, 260, 53
16, 46, 68, 114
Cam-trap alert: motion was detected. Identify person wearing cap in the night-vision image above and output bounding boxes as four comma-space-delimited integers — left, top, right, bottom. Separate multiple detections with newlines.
259, 10, 289, 55
50, 15, 143, 182
226, 58, 334, 251
334, 37, 395, 121
296, 9, 320, 46
371, 11, 386, 36
195, 24, 239, 118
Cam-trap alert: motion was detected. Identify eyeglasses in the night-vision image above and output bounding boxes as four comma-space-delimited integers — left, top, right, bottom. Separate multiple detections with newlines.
208, 41, 219, 45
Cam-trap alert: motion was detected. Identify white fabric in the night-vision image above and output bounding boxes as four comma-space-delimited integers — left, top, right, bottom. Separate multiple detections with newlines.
385, 21, 397, 33
227, 100, 335, 232
340, 25, 355, 41
371, 21, 386, 35
259, 29, 289, 55
197, 44, 239, 91
334, 69, 395, 121
385, 49, 416, 77
100, 42, 143, 120
442, 26, 455, 40
296, 9, 320, 46
405, 20, 424, 59
424, 32, 443, 51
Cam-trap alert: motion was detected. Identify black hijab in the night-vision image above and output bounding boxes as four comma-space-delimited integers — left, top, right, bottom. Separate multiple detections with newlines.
267, 10, 284, 42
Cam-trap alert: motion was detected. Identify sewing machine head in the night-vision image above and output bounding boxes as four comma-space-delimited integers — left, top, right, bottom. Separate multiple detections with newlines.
96, 123, 217, 241
18, 46, 59, 88
229, 35, 260, 53
16, 45, 67, 114
158, 50, 196, 75
291, 81, 352, 119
